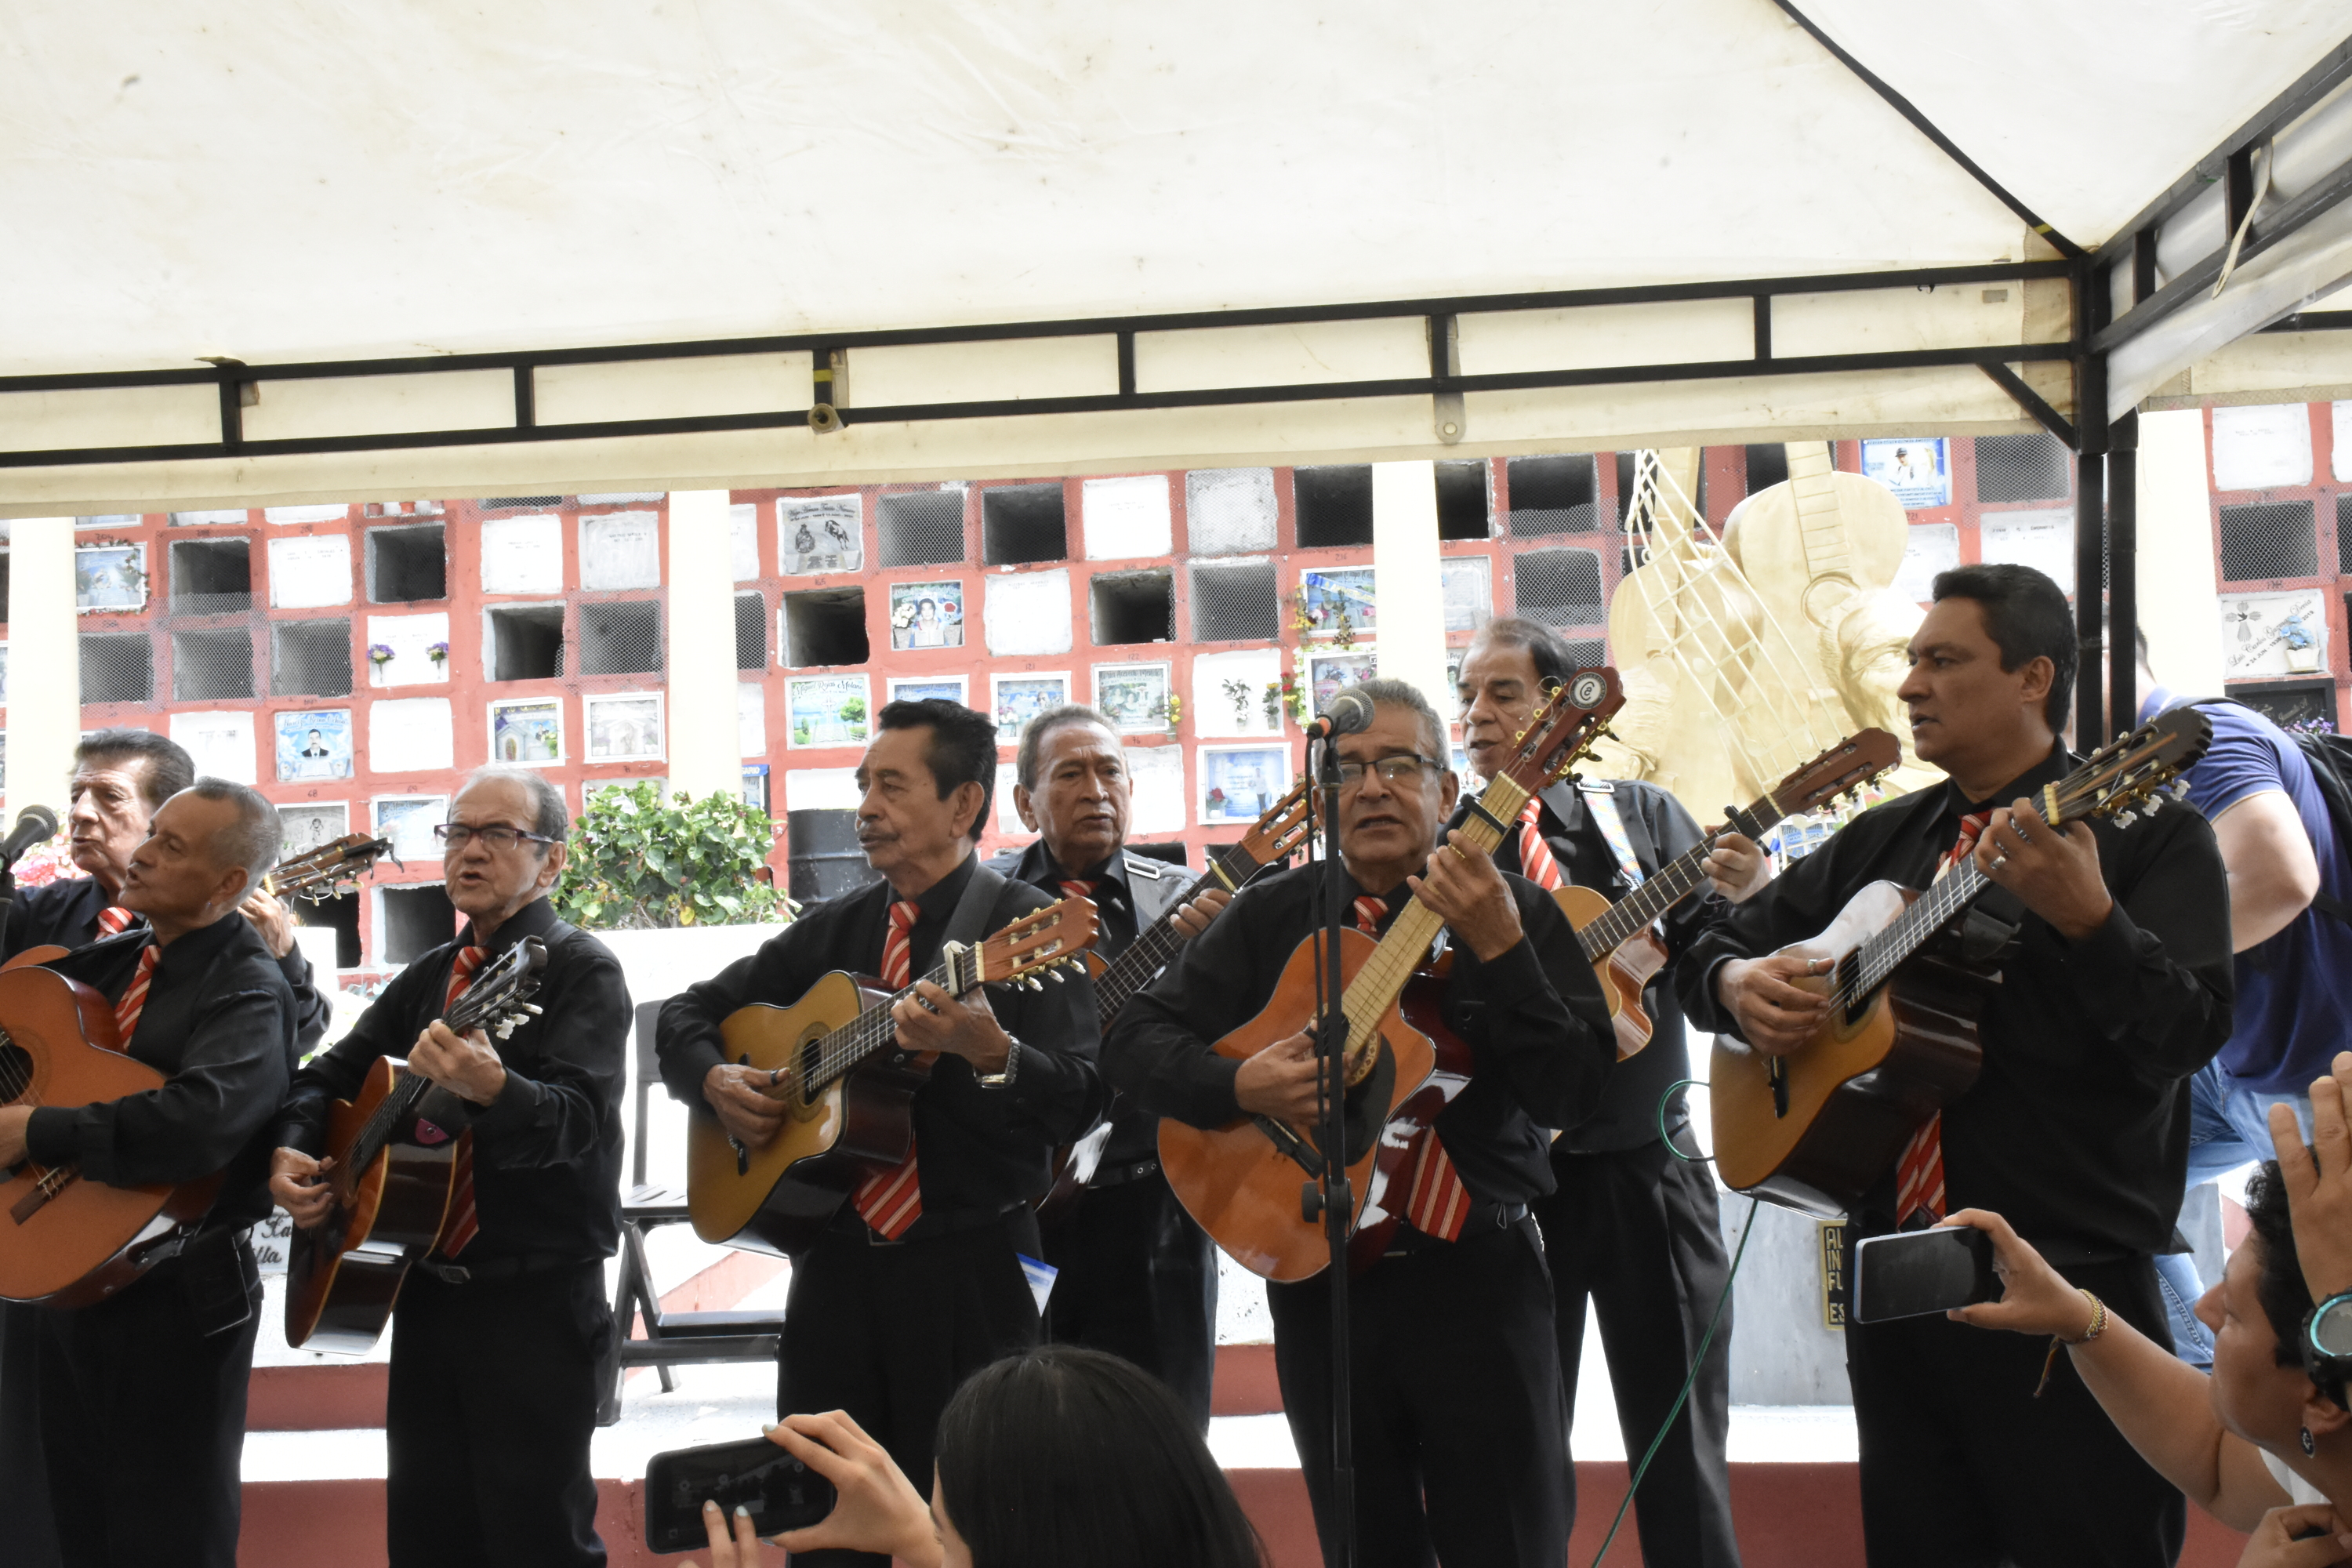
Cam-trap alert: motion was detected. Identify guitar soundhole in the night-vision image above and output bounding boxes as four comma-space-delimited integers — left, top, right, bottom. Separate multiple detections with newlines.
0, 1040, 30, 1105
790, 1036, 824, 1117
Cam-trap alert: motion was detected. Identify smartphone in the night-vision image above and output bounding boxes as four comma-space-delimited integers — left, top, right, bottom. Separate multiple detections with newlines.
1852, 1226, 1998, 1323
643, 1434, 838, 1553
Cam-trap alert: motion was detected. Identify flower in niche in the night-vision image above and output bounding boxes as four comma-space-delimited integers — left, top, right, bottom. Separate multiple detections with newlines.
426, 641, 449, 666
367, 644, 396, 667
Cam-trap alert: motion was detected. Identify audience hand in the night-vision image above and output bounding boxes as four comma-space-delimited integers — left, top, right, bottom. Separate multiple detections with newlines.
768, 1410, 942, 1568
682, 1500, 764, 1568
1942, 1210, 2099, 1341
2271, 1051, 2352, 1303
2235, 1502, 2352, 1567
1703, 831, 1773, 903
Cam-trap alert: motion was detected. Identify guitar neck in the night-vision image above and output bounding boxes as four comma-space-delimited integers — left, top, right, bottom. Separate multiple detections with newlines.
1838, 858, 1991, 1008
1094, 844, 1265, 1025
805, 949, 971, 1096
348, 1068, 435, 1176
1575, 792, 1784, 961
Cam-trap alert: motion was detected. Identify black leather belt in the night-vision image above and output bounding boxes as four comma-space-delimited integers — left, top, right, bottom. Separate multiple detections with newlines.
413, 1250, 589, 1285
1382, 1202, 1529, 1256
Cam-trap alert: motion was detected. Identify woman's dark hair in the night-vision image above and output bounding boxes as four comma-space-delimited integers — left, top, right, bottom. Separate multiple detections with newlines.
875, 699, 997, 836
2245, 1162, 2334, 1399
935, 1346, 1265, 1568
1929, 563, 2078, 731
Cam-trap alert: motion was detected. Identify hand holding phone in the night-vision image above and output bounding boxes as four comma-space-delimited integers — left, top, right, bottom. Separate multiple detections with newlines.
1926, 1209, 2107, 1343
643, 1435, 837, 1554
1853, 1225, 1998, 1323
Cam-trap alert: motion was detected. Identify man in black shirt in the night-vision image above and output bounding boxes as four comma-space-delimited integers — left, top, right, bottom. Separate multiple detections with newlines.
272, 765, 628, 1568
1109, 679, 1614, 1568
991, 705, 1230, 1428
0, 779, 299, 1568
1678, 564, 2234, 1568
659, 699, 1101, 1568
1457, 618, 1769, 1568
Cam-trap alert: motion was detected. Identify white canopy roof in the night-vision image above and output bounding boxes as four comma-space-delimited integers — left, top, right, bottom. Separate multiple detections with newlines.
4, 0, 2350, 508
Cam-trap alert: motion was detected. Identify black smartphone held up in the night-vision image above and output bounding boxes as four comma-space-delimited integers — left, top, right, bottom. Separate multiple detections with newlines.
643, 1435, 838, 1554
1852, 1225, 2000, 1323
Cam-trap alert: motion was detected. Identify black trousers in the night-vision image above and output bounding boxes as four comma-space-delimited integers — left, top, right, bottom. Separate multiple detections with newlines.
779, 1209, 1044, 1568
1267, 1217, 1569, 1568
1535, 1139, 1741, 1568
0, 1300, 64, 1568
1845, 1252, 2184, 1568
385, 1262, 613, 1568
31, 1239, 262, 1568
1040, 1169, 1218, 1430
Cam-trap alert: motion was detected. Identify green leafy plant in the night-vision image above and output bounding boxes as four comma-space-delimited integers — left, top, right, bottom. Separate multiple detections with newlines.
553, 780, 793, 930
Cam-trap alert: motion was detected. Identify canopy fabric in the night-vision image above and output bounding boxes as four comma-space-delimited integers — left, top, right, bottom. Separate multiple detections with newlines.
3, 0, 2350, 506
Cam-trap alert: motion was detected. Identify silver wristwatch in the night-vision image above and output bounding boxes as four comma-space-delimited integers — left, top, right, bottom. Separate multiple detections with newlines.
978, 1038, 1022, 1089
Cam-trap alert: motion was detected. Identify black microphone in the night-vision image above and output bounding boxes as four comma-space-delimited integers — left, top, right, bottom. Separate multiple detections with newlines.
1303, 690, 1375, 741
0, 805, 57, 866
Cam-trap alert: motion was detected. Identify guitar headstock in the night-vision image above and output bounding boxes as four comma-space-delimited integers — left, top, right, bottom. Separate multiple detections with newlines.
1499, 667, 1624, 794
270, 833, 401, 905
1236, 779, 1314, 866
1768, 728, 1903, 816
973, 895, 1099, 992
445, 937, 549, 1040
2043, 706, 2212, 828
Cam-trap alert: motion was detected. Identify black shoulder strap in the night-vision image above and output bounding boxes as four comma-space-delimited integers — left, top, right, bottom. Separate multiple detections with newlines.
943, 861, 1008, 951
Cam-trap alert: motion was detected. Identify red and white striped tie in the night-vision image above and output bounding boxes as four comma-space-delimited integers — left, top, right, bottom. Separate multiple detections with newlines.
110, 946, 160, 1048
1515, 799, 1563, 892
1893, 811, 1993, 1227
1058, 878, 1097, 902
96, 905, 135, 938
852, 902, 925, 1240
1358, 897, 1477, 1243
435, 946, 488, 1258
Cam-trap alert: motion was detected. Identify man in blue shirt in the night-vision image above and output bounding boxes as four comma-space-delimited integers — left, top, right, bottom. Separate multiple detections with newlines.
2137, 634, 2345, 1362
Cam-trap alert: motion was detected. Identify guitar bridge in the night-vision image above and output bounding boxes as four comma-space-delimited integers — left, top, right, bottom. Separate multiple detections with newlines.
1252, 1116, 1325, 1177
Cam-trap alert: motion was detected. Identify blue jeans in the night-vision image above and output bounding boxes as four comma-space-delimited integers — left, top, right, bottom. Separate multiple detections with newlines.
2153, 1061, 2315, 1367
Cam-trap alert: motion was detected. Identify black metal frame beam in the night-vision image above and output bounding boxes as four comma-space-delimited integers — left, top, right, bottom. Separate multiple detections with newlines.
0, 261, 2074, 470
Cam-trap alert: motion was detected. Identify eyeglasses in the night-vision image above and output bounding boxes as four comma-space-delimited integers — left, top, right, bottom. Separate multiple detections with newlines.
1335, 754, 1444, 789
434, 823, 557, 851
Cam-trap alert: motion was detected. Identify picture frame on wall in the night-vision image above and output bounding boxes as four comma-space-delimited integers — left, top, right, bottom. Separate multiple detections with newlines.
277, 801, 350, 858
786, 674, 872, 750
372, 795, 449, 862
74, 544, 147, 612
1093, 662, 1171, 733
2225, 678, 2339, 734
583, 691, 665, 762
488, 697, 564, 765
779, 495, 864, 575
1859, 437, 1953, 510
887, 674, 969, 707
275, 709, 354, 782
1298, 568, 1375, 639
1198, 744, 1292, 826
1305, 648, 1378, 713
992, 672, 1070, 744
887, 581, 966, 651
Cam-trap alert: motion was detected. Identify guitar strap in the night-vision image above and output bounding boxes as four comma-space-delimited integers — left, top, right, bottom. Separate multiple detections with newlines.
1576, 780, 1650, 890
942, 860, 1009, 956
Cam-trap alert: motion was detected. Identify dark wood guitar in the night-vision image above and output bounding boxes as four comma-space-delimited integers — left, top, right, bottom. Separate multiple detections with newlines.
0, 966, 225, 1306
688, 896, 1099, 1258
283, 937, 550, 1352
1035, 782, 1316, 1222
1162, 668, 1624, 1282
269, 833, 399, 904
1711, 707, 2212, 1217
1555, 728, 1901, 1058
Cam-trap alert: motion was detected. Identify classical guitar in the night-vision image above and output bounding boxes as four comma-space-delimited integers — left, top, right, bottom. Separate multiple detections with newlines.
1555, 728, 1901, 1058
1162, 668, 1624, 1283
1710, 708, 2211, 1217
283, 937, 550, 1352
269, 833, 401, 904
0, 966, 224, 1306
1036, 782, 1316, 1221
688, 895, 1099, 1258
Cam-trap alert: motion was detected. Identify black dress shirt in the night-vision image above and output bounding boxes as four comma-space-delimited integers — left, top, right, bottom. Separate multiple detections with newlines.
657, 855, 1104, 1231
278, 898, 630, 1264
1106, 862, 1615, 1208
1497, 780, 1728, 1152
22, 913, 299, 1236
987, 841, 1189, 1173
1676, 742, 2234, 1261
4, 874, 330, 1053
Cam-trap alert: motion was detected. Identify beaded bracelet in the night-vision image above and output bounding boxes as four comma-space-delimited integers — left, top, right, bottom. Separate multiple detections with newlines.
2034, 1290, 2107, 1398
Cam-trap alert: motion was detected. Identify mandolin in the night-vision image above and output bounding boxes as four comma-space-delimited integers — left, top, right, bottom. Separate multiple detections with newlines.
1555, 728, 1901, 1058
1036, 782, 1316, 1221
1161, 668, 1624, 1283
283, 937, 550, 1352
1710, 707, 2212, 1217
687, 895, 1098, 1258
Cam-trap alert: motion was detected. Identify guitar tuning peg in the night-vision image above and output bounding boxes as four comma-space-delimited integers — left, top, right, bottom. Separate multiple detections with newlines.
523, 1004, 543, 1015
2114, 808, 2138, 827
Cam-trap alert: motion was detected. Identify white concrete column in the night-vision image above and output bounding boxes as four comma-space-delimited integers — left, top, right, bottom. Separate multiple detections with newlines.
8, 517, 80, 822
2136, 410, 2227, 697
665, 491, 742, 802
1370, 462, 1452, 727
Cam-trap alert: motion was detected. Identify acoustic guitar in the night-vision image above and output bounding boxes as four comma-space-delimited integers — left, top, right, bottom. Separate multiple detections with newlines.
688, 895, 1098, 1258
1162, 668, 1624, 1283
283, 937, 550, 1352
1555, 728, 1901, 1057
269, 833, 400, 904
0, 965, 226, 1306
1036, 782, 1316, 1221
1710, 707, 2211, 1217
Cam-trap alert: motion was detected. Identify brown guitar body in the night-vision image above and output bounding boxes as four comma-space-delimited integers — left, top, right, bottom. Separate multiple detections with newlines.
686, 973, 932, 1259
1552, 885, 1659, 1060
0, 965, 223, 1306
1710, 885, 1987, 1218
283, 1055, 459, 1353
1344, 972, 1476, 1272
1159, 930, 1436, 1283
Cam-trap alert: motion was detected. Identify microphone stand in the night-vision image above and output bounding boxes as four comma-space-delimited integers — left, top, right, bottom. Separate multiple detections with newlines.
1305, 728, 1355, 1568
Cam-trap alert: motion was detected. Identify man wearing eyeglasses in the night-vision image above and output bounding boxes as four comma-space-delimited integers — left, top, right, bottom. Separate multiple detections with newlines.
270, 766, 630, 1568
1107, 679, 1615, 1567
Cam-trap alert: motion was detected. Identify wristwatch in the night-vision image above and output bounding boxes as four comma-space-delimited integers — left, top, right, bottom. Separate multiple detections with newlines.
978, 1039, 1022, 1090
2299, 1290, 2352, 1392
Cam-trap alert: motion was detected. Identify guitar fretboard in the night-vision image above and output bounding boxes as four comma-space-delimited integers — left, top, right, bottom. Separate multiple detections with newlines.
1575, 797, 1775, 962
800, 946, 977, 1100
346, 958, 528, 1176
1094, 840, 1269, 1024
